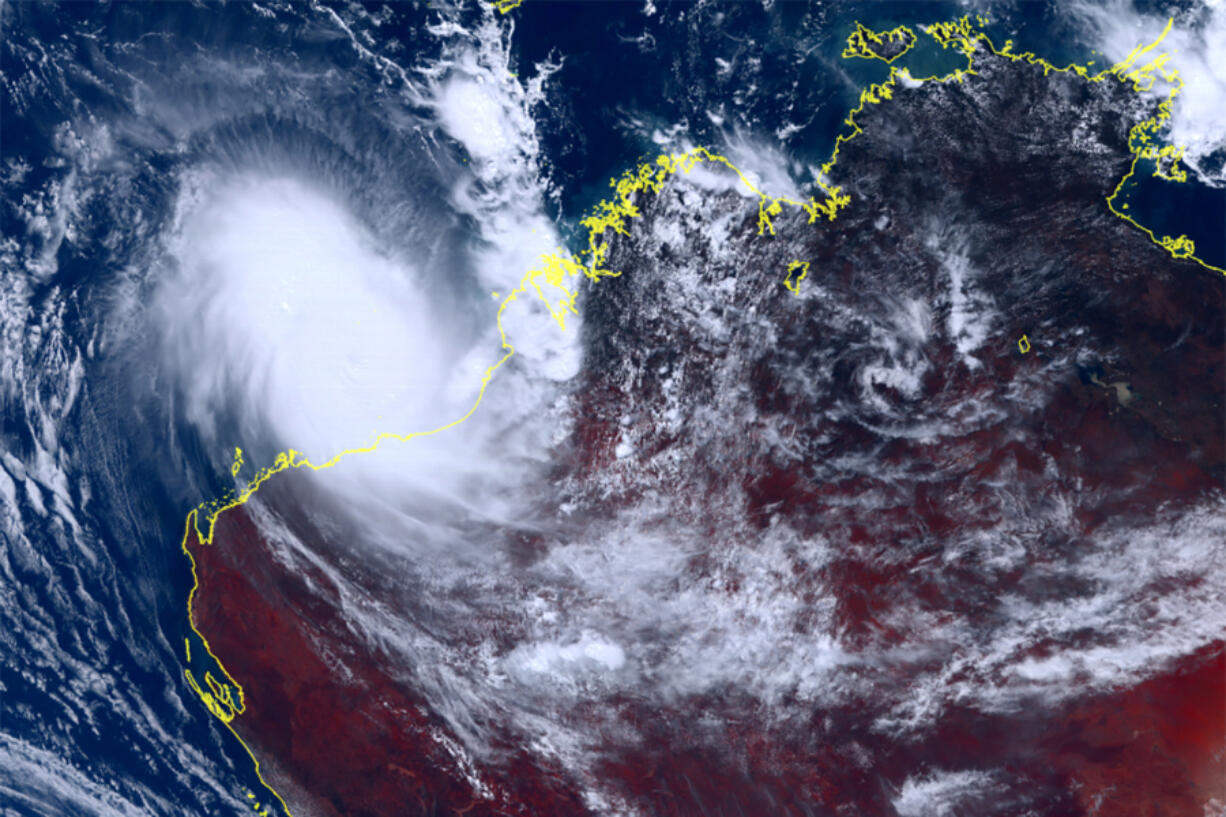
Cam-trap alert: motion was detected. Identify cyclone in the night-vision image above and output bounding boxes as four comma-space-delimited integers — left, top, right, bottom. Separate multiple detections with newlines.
2, 3, 1223, 817
156, 175, 451, 462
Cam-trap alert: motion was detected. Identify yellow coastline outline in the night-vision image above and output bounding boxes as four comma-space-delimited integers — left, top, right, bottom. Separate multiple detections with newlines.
921, 15, 1224, 275
181, 13, 1220, 816
181, 144, 854, 815
784, 260, 810, 295
841, 21, 917, 64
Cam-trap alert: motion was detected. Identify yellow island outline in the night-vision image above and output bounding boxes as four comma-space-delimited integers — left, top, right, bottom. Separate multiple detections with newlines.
180, 12, 1221, 817
841, 21, 917, 64
784, 260, 810, 295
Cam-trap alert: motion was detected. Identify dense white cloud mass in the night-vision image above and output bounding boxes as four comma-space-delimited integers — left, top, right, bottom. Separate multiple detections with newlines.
156, 176, 451, 465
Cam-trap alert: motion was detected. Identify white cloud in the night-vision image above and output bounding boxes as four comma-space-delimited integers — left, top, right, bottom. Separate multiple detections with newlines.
154, 175, 452, 465
1065, 0, 1226, 186
894, 769, 1001, 817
